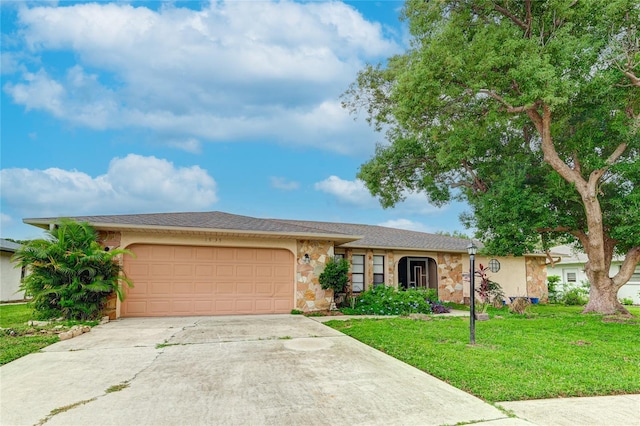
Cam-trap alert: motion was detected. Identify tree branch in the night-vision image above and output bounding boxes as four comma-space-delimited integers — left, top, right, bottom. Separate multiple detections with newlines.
492, 3, 528, 33
612, 246, 640, 289
478, 89, 532, 113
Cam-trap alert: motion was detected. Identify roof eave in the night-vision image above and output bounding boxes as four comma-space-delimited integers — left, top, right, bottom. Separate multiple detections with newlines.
23, 218, 362, 245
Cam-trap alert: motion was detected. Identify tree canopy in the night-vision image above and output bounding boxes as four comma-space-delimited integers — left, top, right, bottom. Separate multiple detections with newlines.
343, 0, 640, 314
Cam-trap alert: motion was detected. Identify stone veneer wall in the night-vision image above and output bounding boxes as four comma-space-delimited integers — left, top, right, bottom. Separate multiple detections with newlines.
97, 231, 122, 320
296, 240, 334, 312
437, 253, 464, 303
385, 250, 395, 286
526, 257, 548, 301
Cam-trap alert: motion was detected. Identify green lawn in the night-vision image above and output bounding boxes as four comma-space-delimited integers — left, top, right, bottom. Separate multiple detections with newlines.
326, 305, 640, 402
0, 304, 59, 365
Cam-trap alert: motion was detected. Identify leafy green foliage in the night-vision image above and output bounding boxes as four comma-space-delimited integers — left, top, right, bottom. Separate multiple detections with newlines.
547, 275, 562, 303
343, 0, 640, 313
318, 257, 350, 293
561, 285, 590, 306
12, 220, 133, 320
327, 305, 640, 402
341, 286, 433, 316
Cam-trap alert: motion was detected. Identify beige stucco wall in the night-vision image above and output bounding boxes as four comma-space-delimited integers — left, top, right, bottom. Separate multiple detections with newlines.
1, 252, 25, 302
461, 255, 547, 303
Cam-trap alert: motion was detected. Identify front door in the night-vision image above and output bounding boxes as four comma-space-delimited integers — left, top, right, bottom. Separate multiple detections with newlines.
398, 256, 437, 290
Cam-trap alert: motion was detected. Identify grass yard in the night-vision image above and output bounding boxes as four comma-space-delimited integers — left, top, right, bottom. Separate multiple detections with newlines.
326, 305, 640, 402
0, 304, 59, 366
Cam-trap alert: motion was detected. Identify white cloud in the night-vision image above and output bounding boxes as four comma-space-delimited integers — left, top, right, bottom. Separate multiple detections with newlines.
270, 177, 300, 191
314, 175, 376, 207
0, 154, 217, 217
4, 1, 400, 154
314, 175, 447, 214
377, 219, 436, 233
167, 138, 202, 154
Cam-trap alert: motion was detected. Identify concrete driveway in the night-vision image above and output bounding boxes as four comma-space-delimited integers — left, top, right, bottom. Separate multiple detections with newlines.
1, 315, 516, 426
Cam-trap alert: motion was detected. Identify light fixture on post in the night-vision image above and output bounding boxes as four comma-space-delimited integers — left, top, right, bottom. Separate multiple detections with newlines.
467, 242, 477, 345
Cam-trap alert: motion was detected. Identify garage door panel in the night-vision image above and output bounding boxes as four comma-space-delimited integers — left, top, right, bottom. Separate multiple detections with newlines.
173, 282, 195, 294
236, 265, 253, 277
150, 264, 172, 277
236, 249, 256, 262
194, 282, 213, 293
174, 264, 193, 276
123, 245, 294, 317
216, 265, 234, 277
216, 282, 235, 295
195, 247, 215, 260
174, 247, 194, 259
171, 300, 193, 314
195, 265, 213, 277
151, 246, 172, 259
256, 283, 274, 294
256, 266, 273, 277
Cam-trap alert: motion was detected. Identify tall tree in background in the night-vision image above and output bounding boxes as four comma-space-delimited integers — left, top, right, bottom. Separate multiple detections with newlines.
343, 0, 640, 315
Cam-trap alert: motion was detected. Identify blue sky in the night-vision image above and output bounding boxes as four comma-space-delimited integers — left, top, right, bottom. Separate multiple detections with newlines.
1, 0, 468, 240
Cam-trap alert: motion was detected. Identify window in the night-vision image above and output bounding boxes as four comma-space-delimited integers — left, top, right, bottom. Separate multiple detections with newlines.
334, 253, 344, 261
564, 269, 578, 283
373, 255, 384, 287
352, 254, 364, 292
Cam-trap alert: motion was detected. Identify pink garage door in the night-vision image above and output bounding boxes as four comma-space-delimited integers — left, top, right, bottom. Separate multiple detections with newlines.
122, 245, 294, 317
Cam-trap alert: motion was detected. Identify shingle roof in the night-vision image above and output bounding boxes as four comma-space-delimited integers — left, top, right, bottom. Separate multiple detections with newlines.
24, 211, 473, 252
273, 219, 471, 251
0, 238, 22, 252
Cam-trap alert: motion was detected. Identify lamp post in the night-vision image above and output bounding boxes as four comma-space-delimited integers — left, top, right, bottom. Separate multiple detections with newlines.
467, 242, 477, 345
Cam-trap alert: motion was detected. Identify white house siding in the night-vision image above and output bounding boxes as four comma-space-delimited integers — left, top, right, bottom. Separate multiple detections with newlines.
547, 261, 640, 305
1, 251, 25, 302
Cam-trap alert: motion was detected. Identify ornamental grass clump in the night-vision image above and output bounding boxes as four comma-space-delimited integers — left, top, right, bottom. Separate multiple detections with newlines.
343, 286, 432, 316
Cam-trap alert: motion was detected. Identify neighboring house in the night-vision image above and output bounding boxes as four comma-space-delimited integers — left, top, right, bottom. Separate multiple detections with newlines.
0, 239, 26, 302
24, 211, 547, 319
547, 245, 640, 305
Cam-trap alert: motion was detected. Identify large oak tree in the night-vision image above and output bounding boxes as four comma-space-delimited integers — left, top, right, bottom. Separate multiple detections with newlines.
343, 0, 640, 315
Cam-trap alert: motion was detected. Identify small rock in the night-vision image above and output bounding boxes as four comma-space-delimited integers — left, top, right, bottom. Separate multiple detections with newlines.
100, 316, 109, 325
28, 320, 50, 326
82, 326, 91, 333
71, 327, 83, 337
59, 331, 73, 340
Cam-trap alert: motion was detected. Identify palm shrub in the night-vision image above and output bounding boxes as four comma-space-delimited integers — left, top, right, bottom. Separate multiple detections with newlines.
13, 220, 133, 320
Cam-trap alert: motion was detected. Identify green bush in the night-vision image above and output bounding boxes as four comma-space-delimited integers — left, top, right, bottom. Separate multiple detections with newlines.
341, 286, 432, 316
13, 220, 133, 320
319, 257, 350, 293
620, 297, 634, 306
561, 286, 589, 306
547, 275, 562, 303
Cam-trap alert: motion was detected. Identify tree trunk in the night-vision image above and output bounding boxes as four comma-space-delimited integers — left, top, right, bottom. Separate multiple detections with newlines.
582, 272, 630, 316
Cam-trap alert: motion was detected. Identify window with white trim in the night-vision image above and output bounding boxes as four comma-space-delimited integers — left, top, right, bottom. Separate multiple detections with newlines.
563, 269, 578, 283
352, 254, 364, 292
373, 255, 384, 287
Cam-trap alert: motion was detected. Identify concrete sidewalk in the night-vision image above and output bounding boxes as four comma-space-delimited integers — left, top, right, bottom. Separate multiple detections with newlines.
1, 314, 637, 426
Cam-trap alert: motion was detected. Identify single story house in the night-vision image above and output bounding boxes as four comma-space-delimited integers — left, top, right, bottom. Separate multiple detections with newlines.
24, 211, 548, 318
547, 245, 640, 305
1, 238, 26, 302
